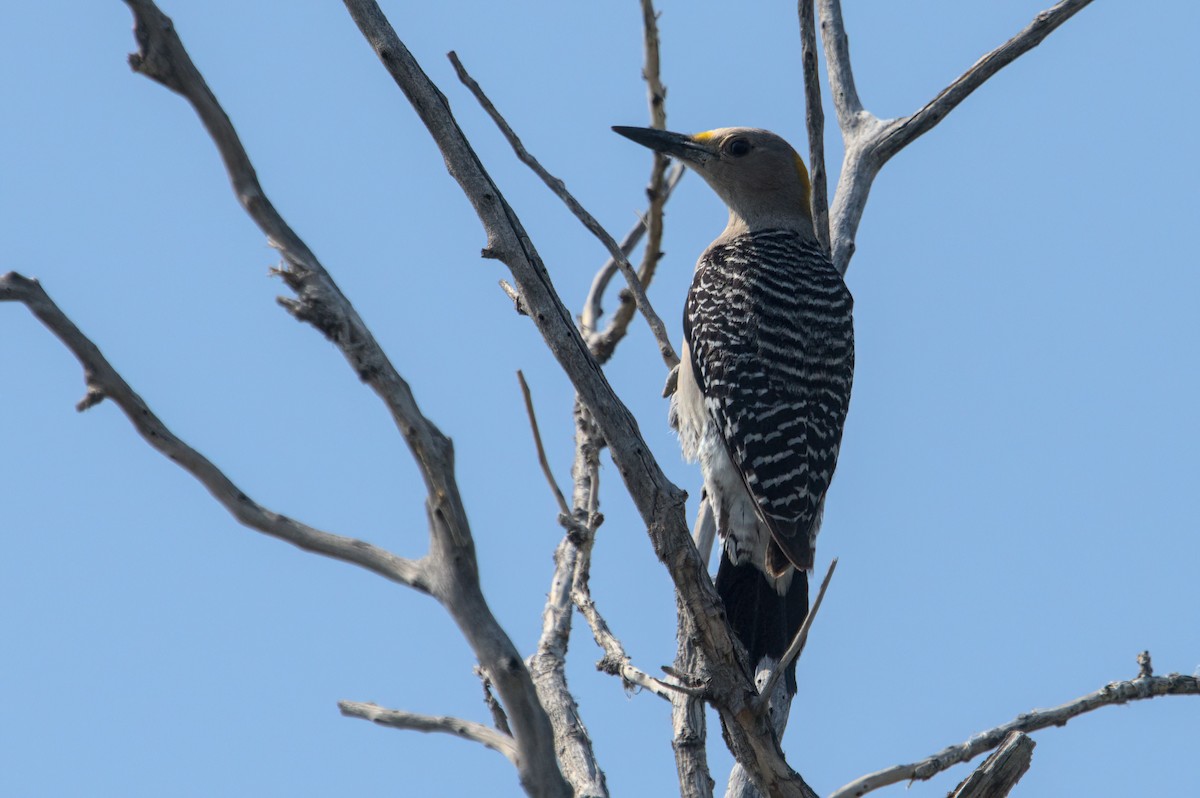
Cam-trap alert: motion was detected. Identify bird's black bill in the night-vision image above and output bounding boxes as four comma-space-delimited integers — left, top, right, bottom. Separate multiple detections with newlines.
612, 126, 713, 164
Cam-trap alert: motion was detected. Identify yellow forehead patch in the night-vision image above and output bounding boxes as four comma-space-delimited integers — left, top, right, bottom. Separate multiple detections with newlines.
692, 130, 718, 142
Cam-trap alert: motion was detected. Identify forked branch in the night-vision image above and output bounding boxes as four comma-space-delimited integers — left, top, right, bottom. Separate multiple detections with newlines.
450, 52, 679, 371
829, 659, 1199, 798
118, 3, 569, 795
948, 731, 1035, 798
874, 0, 1096, 164
0, 272, 426, 592
810, 0, 1096, 273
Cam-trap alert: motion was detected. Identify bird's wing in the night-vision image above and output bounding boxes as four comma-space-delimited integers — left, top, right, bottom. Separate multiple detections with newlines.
686, 231, 854, 570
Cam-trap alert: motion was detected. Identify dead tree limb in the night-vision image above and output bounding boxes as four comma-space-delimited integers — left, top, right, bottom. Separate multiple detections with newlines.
341, 1, 819, 794
337, 702, 520, 764
948, 732, 1035, 798
829, 660, 1199, 798
116, 2, 571, 795
811, 0, 1096, 274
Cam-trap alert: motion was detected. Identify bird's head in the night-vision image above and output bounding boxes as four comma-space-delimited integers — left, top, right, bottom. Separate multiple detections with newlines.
614, 125, 813, 237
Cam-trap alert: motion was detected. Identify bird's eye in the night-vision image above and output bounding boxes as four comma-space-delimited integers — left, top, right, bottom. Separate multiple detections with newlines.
727, 138, 751, 157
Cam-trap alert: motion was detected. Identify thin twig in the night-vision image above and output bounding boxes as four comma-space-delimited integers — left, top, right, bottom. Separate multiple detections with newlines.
499, 279, 528, 316
517, 370, 571, 518
572, 577, 695, 702
449, 51, 680, 371
582, 162, 685, 362
815, 0, 866, 131
474, 667, 512, 736
585, 0, 672, 364
829, 659, 1200, 798
754, 559, 837, 713
640, 0, 667, 131
568, 431, 686, 700
338, 701, 518, 764
574, 594, 693, 701
1, 272, 428, 592
691, 494, 717, 565
816, 0, 1096, 275
581, 212, 656, 337
797, 0, 830, 254
122, 5, 570, 795
874, 0, 1096, 164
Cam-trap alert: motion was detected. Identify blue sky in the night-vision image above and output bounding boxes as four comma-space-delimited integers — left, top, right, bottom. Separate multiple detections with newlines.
2, 1, 1196, 796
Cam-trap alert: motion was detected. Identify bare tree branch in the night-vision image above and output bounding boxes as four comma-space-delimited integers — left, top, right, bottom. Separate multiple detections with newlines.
527, 399, 608, 798
672, 604, 716, 798
558, 406, 693, 703
816, 0, 1096, 274
571, 572, 692, 702
119, 4, 569, 795
580, 162, 684, 349
690, 495, 717, 563
475, 667, 512, 736
338, 701, 518, 764
815, 0, 866, 132
797, 0, 830, 254
0, 271, 427, 592
340, 4, 817, 793
829, 661, 1200, 798
449, 52, 680, 372
672, 497, 720, 798
640, 0, 667, 132
581, 0, 675, 365
529, 533, 610, 798
754, 559, 837, 713
948, 731, 1035, 798
874, 0, 1096, 164
500, 279, 530, 316
517, 371, 572, 520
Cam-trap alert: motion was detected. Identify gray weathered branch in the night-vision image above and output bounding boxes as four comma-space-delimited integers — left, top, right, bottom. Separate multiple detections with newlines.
582, 162, 685, 363
0, 272, 426, 593
829, 662, 1200, 798
338, 701, 519, 764
672, 604, 716, 798
585, 0, 676, 364
450, 52, 679, 372
797, 0, 830, 254
672, 497, 719, 798
526, 395, 609, 798
753, 560, 837, 714
517, 371, 573, 520
873, 0, 1095, 164
341, 1, 818, 794
813, 0, 1095, 273
529, 531, 609, 798
948, 731, 1035, 798
572, 569, 687, 702
118, 3, 569, 795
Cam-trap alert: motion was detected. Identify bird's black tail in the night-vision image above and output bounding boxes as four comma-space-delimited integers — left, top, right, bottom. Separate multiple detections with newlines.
715, 547, 809, 695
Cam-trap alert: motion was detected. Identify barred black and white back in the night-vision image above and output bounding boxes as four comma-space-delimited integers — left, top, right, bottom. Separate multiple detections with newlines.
672, 228, 854, 691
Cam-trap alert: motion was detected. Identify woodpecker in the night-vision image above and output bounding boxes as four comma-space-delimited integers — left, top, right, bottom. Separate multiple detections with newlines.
614, 126, 854, 695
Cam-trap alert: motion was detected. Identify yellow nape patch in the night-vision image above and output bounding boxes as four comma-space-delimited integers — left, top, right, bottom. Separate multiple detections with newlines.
792, 153, 812, 191
793, 153, 813, 215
